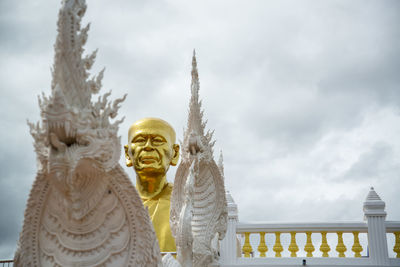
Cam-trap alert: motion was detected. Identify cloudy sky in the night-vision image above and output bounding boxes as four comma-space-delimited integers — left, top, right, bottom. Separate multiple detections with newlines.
1, 0, 399, 259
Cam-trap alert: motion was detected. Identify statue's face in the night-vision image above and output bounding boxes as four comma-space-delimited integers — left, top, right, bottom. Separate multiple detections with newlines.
125, 118, 179, 175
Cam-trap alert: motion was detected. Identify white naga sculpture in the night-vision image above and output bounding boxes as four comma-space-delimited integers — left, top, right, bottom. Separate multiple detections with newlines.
14, 0, 161, 266
170, 52, 228, 267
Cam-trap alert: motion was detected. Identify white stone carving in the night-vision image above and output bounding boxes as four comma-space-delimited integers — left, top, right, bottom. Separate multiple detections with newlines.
14, 0, 161, 266
170, 51, 228, 267
175, 161, 196, 267
162, 254, 182, 267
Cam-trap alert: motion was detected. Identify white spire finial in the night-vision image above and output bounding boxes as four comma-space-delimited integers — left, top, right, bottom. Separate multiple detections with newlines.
363, 186, 386, 218
190, 49, 199, 107
366, 186, 382, 201
182, 51, 215, 161
51, 0, 104, 109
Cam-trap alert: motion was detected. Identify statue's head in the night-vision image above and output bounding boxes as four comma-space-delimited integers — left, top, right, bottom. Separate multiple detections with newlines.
124, 118, 180, 197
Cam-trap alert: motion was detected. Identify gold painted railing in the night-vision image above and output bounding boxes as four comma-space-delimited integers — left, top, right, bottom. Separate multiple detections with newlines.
236, 222, 400, 258
239, 231, 365, 258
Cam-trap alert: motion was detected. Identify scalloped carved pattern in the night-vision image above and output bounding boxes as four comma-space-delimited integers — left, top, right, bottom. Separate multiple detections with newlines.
192, 159, 227, 267
39, 177, 130, 266
170, 160, 191, 238
109, 165, 162, 267
170, 158, 227, 267
15, 167, 162, 267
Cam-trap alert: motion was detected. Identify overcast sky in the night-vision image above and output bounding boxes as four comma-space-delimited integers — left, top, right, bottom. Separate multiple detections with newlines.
1, 0, 399, 259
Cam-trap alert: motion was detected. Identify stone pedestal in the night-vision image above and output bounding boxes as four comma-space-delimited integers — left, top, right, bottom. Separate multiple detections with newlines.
220, 191, 238, 265
363, 187, 389, 266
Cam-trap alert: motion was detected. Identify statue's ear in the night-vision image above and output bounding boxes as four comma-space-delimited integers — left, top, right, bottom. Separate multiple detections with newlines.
170, 144, 180, 166
124, 145, 133, 167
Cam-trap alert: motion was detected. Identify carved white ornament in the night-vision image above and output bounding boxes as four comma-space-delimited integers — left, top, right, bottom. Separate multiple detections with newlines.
170, 51, 228, 267
14, 0, 161, 266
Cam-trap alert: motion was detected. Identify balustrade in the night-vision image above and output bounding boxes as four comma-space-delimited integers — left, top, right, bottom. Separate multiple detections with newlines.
235, 221, 400, 259
238, 230, 370, 258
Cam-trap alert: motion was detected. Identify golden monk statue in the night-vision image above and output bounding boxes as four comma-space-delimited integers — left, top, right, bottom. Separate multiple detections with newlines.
124, 118, 180, 252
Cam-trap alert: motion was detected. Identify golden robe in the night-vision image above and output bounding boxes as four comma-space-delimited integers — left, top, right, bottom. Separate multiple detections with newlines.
142, 183, 176, 252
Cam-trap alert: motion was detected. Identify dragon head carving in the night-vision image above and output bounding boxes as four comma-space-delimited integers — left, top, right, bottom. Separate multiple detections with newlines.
28, 0, 126, 220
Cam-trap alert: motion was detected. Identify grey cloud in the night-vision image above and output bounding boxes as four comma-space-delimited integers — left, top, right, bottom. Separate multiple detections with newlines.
0, 1, 58, 53
342, 143, 398, 181
204, 0, 400, 151
233, 184, 366, 222
0, 144, 33, 258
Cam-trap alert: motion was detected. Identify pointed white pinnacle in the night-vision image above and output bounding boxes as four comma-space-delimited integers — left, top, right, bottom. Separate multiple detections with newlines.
182, 51, 216, 162
366, 186, 382, 201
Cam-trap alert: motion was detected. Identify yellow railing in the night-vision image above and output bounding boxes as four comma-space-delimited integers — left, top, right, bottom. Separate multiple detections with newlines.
239, 231, 368, 258
238, 231, 400, 258
237, 222, 400, 258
